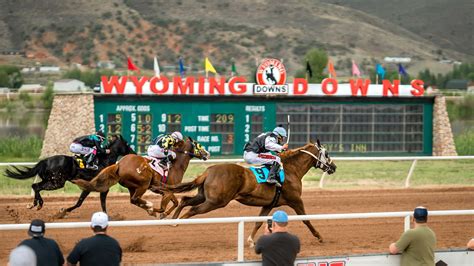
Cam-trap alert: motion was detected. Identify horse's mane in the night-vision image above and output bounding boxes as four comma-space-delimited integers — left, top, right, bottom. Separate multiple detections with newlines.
280, 143, 314, 164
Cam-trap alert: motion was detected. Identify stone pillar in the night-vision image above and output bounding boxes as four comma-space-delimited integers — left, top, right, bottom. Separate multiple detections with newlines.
40, 93, 95, 158
432, 96, 457, 156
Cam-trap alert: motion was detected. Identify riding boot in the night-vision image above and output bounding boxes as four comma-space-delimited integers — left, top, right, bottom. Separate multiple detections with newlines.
159, 155, 173, 169
267, 162, 282, 187
85, 153, 98, 170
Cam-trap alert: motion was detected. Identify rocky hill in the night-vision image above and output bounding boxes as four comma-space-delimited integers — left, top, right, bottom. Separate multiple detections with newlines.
0, 0, 470, 77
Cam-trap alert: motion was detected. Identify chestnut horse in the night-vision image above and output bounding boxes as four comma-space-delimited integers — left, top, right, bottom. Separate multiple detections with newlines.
161, 140, 336, 245
74, 137, 210, 217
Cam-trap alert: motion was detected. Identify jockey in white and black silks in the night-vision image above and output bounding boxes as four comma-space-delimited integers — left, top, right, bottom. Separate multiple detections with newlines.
243, 126, 288, 187
147, 131, 183, 167
69, 131, 108, 170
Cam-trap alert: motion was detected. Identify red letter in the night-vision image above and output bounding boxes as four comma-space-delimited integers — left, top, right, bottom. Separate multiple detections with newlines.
129, 76, 149, 95
101, 76, 127, 94
322, 78, 338, 95
209, 77, 226, 95
198, 77, 206, 94
293, 78, 308, 95
173, 77, 195, 94
383, 80, 399, 96
229, 76, 247, 94
350, 79, 370, 96
150, 76, 169, 94
410, 79, 425, 96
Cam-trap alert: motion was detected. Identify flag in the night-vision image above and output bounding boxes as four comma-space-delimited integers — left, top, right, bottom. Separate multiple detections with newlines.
178, 57, 185, 77
352, 60, 361, 77
231, 61, 237, 76
328, 60, 337, 78
398, 63, 408, 77
127, 57, 139, 71
153, 56, 160, 77
205, 57, 217, 74
376, 64, 385, 79
306, 60, 313, 78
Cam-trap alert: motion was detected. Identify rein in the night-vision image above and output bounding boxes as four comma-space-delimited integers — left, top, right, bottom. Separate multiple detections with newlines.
174, 149, 196, 158
299, 149, 332, 171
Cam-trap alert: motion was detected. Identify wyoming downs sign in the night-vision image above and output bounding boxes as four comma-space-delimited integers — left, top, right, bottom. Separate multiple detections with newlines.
100, 76, 425, 97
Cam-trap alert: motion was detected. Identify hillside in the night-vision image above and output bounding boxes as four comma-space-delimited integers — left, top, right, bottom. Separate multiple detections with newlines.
0, 0, 470, 77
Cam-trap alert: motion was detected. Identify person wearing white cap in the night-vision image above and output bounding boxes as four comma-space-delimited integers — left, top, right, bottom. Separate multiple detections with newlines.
255, 210, 300, 266
67, 212, 122, 266
389, 206, 436, 266
9, 245, 36, 266
17, 219, 64, 266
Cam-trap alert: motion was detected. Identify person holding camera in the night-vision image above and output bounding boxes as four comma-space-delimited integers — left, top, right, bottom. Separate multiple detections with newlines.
255, 210, 300, 266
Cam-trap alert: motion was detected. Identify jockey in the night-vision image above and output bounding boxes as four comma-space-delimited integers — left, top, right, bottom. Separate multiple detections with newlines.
243, 126, 288, 187
69, 130, 109, 170
147, 131, 184, 168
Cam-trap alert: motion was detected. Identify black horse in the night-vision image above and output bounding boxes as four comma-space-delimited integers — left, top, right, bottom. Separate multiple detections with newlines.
4, 134, 135, 215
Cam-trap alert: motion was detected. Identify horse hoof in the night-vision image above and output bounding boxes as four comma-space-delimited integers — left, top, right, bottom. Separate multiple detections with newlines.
26, 203, 35, 209
247, 236, 255, 248
159, 213, 167, 220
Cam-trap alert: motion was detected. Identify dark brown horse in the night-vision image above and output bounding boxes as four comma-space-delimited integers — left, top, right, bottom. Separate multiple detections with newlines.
74, 137, 210, 217
161, 140, 336, 245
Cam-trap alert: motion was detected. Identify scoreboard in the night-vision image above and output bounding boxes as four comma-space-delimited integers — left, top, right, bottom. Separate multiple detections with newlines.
94, 95, 434, 156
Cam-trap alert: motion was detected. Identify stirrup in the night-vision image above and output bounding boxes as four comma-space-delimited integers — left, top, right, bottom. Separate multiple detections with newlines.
267, 178, 281, 187
86, 164, 98, 170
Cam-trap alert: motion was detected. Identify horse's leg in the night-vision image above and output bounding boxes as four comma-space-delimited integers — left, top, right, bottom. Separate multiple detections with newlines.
179, 199, 225, 219
56, 190, 91, 218
247, 206, 273, 248
29, 182, 42, 210
160, 193, 179, 219
288, 199, 323, 242
100, 190, 109, 213
31, 177, 66, 210
129, 187, 159, 217
172, 189, 206, 219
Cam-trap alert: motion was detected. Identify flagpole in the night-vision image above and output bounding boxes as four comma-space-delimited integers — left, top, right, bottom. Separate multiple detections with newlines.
376, 74, 379, 85
398, 73, 401, 82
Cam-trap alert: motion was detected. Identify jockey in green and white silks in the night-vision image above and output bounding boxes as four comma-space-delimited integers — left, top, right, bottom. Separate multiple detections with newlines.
69, 131, 108, 170
243, 126, 288, 187
147, 131, 183, 167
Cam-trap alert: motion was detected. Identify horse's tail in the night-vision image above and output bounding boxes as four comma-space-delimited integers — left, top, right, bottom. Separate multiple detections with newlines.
4, 160, 47, 180
160, 171, 208, 193
73, 164, 121, 192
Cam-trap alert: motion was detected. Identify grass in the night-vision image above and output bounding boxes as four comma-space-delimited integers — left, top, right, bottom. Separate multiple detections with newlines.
454, 130, 474, 155
0, 160, 473, 195
0, 136, 42, 161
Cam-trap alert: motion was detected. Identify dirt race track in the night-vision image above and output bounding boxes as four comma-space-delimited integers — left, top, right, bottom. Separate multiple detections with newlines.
1, 187, 473, 264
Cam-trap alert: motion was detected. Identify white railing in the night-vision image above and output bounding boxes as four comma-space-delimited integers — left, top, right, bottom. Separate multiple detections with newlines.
0, 210, 472, 262
2, 156, 474, 188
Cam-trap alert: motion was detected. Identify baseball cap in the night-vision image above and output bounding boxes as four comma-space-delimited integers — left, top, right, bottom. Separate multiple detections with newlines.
9, 245, 37, 266
414, 206, 428, 220
272, 210, 288, 223
28, 219, 45, 237
91, 212, 109, 229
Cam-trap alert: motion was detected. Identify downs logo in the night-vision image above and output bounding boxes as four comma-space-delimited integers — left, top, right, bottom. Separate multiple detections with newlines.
254, 58, 289, 95
297, 262, 345, 266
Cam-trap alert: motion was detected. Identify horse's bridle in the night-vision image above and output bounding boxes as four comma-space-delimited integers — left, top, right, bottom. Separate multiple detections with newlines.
299, 144, 333, 172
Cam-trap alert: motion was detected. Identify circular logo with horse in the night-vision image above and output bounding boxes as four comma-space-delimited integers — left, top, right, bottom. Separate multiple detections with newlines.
256, 58, 287, 85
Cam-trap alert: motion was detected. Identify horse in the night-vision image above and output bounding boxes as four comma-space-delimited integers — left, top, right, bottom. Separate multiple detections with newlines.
4, 134, 135, 212
161, 140, 336, 246
73, 137, 210, 217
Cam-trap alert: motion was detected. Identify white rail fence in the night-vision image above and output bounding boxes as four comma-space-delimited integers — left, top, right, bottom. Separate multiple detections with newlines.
0, 210, 472, 262
2, 156, 474, 188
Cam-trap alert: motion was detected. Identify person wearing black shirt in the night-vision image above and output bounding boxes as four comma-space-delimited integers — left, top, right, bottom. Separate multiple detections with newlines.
18, 219, 64, 266
255, 210, 300, 266
67, 212, 122, 266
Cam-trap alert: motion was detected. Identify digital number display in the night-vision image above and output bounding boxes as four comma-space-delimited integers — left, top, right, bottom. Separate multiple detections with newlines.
136, 113, 152, 155
167, 114, 182, 133
213, 114, 234, 123
211, 113, 234, 154
107, 114, 122, 135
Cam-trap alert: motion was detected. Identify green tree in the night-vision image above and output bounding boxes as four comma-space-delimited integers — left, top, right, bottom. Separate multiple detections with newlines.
294, 48, 328, 82
42, 81, 54, 109
0, 65, 23, 88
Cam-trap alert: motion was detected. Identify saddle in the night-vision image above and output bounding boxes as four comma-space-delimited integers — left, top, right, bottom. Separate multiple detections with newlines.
74, 155, 86, 169
143, 156, 168, 183
249, 165, 285, 185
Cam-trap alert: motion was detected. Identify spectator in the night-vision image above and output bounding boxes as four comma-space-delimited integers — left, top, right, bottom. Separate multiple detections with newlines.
468, 238, 474, 250
389, 206, 436, 265
67, 212, 122, 266
9, 245, 36, 266
18, 219, 64, 266
255, 210, 300, 266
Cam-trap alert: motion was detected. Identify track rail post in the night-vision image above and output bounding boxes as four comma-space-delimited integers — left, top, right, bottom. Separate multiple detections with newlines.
237, 221, 245, 261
